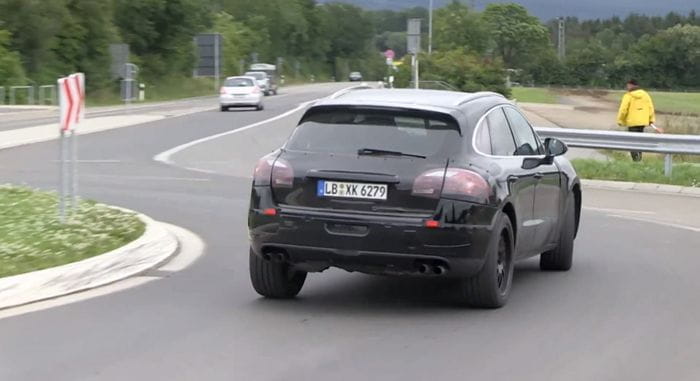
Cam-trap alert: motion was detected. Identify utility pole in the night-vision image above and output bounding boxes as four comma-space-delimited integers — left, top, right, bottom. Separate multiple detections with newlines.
428, 0, 433, 55
557, 17, 566, 60
407, 18, 422, 89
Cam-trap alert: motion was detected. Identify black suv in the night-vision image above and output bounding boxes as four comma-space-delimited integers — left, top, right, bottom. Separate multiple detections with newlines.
248, 89, 581, 308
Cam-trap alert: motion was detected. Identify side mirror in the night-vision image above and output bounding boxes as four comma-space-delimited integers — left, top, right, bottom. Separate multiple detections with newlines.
544, 137, 568, 157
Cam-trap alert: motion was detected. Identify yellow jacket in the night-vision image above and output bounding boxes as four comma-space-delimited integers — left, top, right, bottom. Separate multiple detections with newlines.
617, 89, 655, 127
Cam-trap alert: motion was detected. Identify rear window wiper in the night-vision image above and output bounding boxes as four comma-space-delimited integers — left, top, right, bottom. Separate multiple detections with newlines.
357, 148, 426, 159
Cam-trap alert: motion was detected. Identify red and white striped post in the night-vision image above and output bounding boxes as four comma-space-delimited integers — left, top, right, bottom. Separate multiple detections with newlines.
57, 73, 85, 222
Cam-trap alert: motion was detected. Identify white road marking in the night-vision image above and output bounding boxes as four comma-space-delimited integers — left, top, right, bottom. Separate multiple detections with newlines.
153, 99, 319, 166
0, 223, 205, 320
50, 159, 122, 163
584, 206, 656, 215
82, 174, 210, 182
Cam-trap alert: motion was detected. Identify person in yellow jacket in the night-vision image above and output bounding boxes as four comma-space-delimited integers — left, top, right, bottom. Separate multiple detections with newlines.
617, 79, 657, 161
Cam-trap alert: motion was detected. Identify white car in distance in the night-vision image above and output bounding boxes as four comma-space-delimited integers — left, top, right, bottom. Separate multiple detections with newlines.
220, 76, 265, 111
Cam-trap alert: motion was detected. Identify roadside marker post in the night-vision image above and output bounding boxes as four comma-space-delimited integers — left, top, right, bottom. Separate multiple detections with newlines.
57, 73, 85, 222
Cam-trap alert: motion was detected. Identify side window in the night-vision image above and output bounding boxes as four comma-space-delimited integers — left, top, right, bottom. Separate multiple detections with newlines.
474, 117, 492, 155
487, 108, 517, 156
504, 108, 542, 156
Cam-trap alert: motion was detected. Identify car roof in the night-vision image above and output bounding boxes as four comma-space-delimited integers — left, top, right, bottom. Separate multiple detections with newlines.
315, 89, 507, 113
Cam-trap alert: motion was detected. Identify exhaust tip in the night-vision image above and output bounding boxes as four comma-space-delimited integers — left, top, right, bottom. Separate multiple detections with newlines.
433, 265, 447, 275
418, 263, 430, 274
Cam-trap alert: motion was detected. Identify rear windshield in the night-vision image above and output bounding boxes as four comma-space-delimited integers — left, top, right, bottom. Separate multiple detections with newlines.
245, 72, 266, 80
224, 78, 254, 87
286, 108, 461, 157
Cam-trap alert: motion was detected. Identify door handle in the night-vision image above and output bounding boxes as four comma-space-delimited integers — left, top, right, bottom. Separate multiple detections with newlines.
534, 173, 544, 180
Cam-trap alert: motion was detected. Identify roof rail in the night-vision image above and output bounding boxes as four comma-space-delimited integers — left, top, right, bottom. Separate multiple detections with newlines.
329, 84, 374, 99
456, 91, 506, 106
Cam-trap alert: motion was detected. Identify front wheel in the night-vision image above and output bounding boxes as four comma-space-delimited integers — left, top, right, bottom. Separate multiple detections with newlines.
460, 214, 515, 308
540, 195, 576, 271
220, 105, 228, 112
249, 249, 306, 298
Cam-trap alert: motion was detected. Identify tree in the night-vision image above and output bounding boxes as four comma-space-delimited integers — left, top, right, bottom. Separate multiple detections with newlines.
629, 24, 700, 88
433, 1, 490, 54
0, 29, 26, 86
114, 0, 210, 79
210, 11, 257, 76
0, 0, 70, 83
420, 48, 510, 96
483, 3, 549, 67
565, 39, 609, 86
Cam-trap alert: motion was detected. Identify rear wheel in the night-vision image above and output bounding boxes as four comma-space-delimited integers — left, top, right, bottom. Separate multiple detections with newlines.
220, 105, 228, 112
256, 104, 264, 111
460, 214, 515, 308
249, 248, 306, 298
540, 195, 576, 271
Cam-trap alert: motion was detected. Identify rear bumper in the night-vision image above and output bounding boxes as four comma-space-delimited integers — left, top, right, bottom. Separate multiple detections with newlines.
248, 187, 499, 277
220, 94, 262, 106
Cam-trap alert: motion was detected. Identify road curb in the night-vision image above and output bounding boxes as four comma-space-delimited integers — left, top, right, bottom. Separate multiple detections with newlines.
0, 210, 179, 310
582, 179, 700, 197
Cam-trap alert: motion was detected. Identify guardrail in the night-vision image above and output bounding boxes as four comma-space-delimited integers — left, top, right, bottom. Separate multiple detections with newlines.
534, 127, 700, 176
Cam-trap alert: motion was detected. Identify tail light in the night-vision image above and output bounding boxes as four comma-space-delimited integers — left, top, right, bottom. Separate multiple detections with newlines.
253, 154, 275, 186
411, 168, 445, 199
413, 168, 490, 202
271, 158, 293, 188
220, 87, 227, 95
253, 153, 293, 188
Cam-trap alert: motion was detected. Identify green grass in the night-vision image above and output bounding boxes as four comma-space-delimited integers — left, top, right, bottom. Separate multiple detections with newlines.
605, 91, 700, 115
511, 87, 558, 104
87, 77, 219, 107
572, 155, 700, 187
0, 186, 145, 278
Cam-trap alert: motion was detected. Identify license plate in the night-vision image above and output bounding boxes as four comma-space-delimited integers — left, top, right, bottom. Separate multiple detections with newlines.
317, 180, 387, 200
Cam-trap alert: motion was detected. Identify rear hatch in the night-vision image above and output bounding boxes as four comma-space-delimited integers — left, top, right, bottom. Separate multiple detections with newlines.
271, 106, 462, 214
222, 77, 256, 95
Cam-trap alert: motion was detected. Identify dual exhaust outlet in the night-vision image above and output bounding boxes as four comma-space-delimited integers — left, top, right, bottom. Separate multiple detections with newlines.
417, 262, 448, 276
262, 252, 288, 262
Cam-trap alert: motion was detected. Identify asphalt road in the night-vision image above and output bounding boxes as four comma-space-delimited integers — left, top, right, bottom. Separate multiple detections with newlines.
1, 83, 699, 381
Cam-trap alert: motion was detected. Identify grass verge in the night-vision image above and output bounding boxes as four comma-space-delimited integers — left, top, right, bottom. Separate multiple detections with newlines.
511, 87, 558, 104
0, 186, 145, 278
572, 155, 700, 187
87, 77, 218, 107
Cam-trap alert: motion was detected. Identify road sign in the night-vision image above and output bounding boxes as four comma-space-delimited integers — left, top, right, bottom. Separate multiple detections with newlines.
194, 34, 222, 78
407, 18, 422, 54
58, 73, 85, 132
109, 44, 130, 79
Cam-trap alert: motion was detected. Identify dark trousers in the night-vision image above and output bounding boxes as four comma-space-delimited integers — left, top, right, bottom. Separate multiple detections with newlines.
628, 126, 645, 161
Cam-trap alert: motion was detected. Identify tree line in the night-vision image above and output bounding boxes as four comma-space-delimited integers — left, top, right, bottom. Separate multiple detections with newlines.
1, 0, 698, 96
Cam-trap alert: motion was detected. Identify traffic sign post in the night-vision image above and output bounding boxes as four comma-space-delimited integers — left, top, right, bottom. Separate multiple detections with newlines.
57, 72, 85, 222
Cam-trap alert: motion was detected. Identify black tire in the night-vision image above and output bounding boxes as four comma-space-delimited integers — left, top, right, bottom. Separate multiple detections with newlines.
460, 214, 515, 308
257, 104, 264, 111
249, 248, 306, 298
540, 195, 576, 271
220, 105, 228, 112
